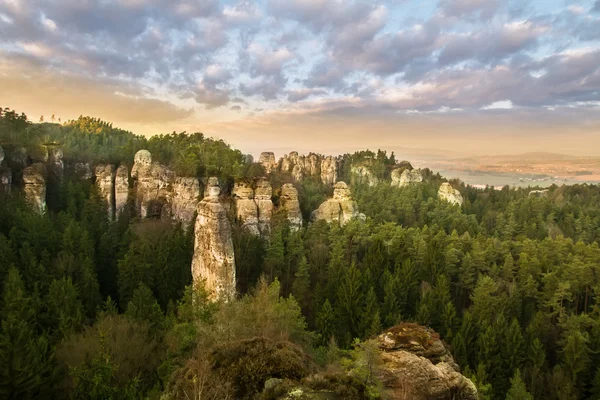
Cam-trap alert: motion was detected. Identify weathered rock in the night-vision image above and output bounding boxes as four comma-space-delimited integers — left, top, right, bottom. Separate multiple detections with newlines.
191, 177, 236, 301
529, 189, 549, 198
280, 184, 303, 231
392, 168, 423, 188
95, 164, 115, 219
291, 164, 304, 181
311, 181, 360, 226
115, 165, 129, 217
10, 147, 28, 169
74, 163, 93, 180
255, 178, 273, 237
321, 156, 337, 185
1, 169, 12, 193
245, 154, 254, 164
23, 163, 47, 214
46, 146, 64, 181
0, 145, 4, 166
376, 323, 478, 400
171, 177, 200, 228
351, 165, 378, 186
131, 150, 175, 219
233, 180, 260, 236
438, 183, 463, 206
306, 153, 320, 177
259, 152, 277, 174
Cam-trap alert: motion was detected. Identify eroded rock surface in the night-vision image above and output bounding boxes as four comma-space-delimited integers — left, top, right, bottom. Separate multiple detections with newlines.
74, 163, 93, 180
351, 165, 379, 187
376, 324, 478, 400
271, 151, 338, 185
95, 164, 115, 219
321, 156, 337, 185
438, 183, 463, 206
0, 146, 4, 165
255, 178, 273, 237
392, 168, 423, 187
259, 152, 277, 174
47, 146, 64, 181
23, 163, 47, 214
192, 177, 236, 301
171, 177, 200, 227
131, 150, 175, 219
115, 165, 129, 217
311, 181, 360, 226
233, 180, 260, 236
280, 183, 303, 231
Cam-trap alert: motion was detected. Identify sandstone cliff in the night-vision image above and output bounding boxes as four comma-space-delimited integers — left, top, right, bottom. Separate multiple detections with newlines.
438, 183, 463, 206
376, 324, 478, 400
232, 180, 260, 236
391, 168, 423, 187
280, 183, 303, 231
320, 156, 337, 185
255, 177, 273, 237
265, 151, 338, 185
191, 177, 236, 301
23, 163, 47, 214
311, 181, 362, 226
46, 146, 64, 182
131, 150, 175, 219
351, 164, 379, 187
95, 164, 116, 219
115, 165, 129, 217
73, 162, 93, 180
259, 152, 277, 174
171, 177, 201, 228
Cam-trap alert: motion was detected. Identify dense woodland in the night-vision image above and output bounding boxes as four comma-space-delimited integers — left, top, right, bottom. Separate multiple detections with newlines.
1, 107, 600, 400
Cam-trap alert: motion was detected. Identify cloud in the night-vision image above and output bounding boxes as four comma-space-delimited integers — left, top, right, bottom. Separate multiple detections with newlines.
439, 0, 502, 20
287, 88, 328, 102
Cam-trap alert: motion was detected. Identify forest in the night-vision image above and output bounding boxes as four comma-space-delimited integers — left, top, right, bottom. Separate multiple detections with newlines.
1, 107, 600, 400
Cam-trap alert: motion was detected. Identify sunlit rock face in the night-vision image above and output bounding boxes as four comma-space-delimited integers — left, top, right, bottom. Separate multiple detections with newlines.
392, 168, 423, 188
171, 177, 201, 228
115, 165, 129, 217
280, 183, 303, 231
320, 156, 337, 185
438, 183, 464, 206
46, 146, 64, 182
275, 151, 338, 185
23, 163, 47, 214
311, 181, 360, 226
377, 324, 478, 400
191, 177, 236, 301
131, 150, 175, 219
232, 180, 260, 236
351, 165, 379, 187
259, 152, 277, 174
95, 164, 115, 219
255, 177, 273, 237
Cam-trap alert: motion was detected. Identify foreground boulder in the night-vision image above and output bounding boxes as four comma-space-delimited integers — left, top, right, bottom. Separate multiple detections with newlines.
23, 163, 47, 214
376, 324, 478, 400
438, 183, 463, 206
191, 177, 236, 301
311, 181, 362, 226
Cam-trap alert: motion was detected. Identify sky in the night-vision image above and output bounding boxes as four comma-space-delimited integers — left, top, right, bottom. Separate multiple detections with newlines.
1, 0, 600, 158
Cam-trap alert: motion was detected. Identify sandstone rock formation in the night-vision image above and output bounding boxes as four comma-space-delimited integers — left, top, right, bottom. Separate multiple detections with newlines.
46, 146, 64, 181
376, 324, 478, 400
192, 177, 236, 301
131, 149, 175, 219
320, 156, 337, 185
95, 164, 116, 219
171, 177, 200, 228
73, 163, 93, 180
232, 180, 260, 236
351, 165, 379, 187
392, 168, 423, 188
529, 189, 549, 198
311, 181, 361, 226
255, 178, 273, 237
10, 147, 28, 169
438, 183, 463, 206
23, 163, 47, 214
0, 145, 4, 165
272, 151, 338, 185
280, 184, 303, 231
115, 165, 129, 217
259, 152, 277, 174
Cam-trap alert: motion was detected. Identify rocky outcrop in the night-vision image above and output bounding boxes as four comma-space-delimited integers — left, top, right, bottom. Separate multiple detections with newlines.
233, 180, 260, 236
280, 184, 303, 231
131, 150, 175, 219
46, 146, 64, 181
438, 183, 463, 206
351, 165, 379, 187
529, 189, 549, 198
95, 164, 116, 219
376, 324, 478, 400
73, 163, 93, 180
171, 177, 200, 228
259, 152, 277, 174
392, 168, 423, 188
0, 146, 10, 193
255, 178, 273, 237
23, 163, 47, 214
311, 181, 361, 226
192, 177, 236, 301
10, 147, 28, 169
320, 156, 337, 185
0, 146, 4, 165
115, 165, 129, 217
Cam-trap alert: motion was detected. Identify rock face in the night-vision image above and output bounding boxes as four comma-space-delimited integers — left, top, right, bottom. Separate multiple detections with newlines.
280, 184, 303, 231
255, 178, 273, 237
191, 177, 236, 301
438, 183, 463, 206
95, 164, 116, 219
259, 152, 277, 174
0, 146, 10, 193
267, 151, 338, 185
233, 180, 260, 236
392, 168, 423, 187
311, 181, 361, 226
115, 165, 129, 217
320, 156, 337, 185
377, 324, 478, 400
74, 163, 93, 180
351, 165, 379, 187
23, 163, 47, 214
46, 146, 64, 181
0, 146, 4, 165
171, 177, 201, 228
131, 150, 176, 219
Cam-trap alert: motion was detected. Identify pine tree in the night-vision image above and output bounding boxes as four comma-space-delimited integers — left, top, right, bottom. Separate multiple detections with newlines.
590, 366, 600, 400
506, 369, 533, 400
126, 283, 164, 334
47, 277, 85, 337
316, 299, 336, 346
291, 256, 310, 310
